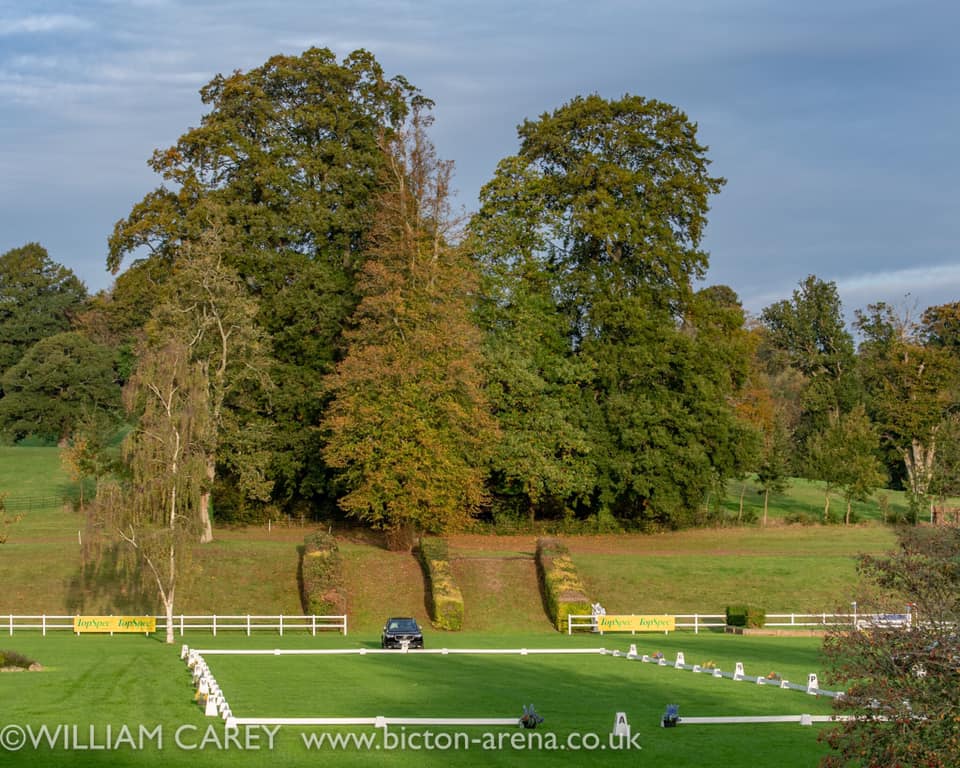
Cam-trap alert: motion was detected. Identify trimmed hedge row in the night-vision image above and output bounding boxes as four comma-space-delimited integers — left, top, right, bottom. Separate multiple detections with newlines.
536, 537, 591, 632
0, 650, 36, 669
418, 537, 464, 631
726, 605, 766, 628
300, 531, 347, 615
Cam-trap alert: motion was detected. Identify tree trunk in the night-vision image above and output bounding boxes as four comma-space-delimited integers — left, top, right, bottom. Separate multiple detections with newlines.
163, 591, 175, 645
903, 437, 936, 524
845, 500, 851, 526
762, 489, 769, 527
738, 484, 745, 523
199, 458, 215, 544
823, 492, 831, 522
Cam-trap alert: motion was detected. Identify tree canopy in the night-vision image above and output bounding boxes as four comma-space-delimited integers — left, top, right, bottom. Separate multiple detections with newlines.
322, 104, 497, 545
0, 243, 87, 377
473, 93, 752, 527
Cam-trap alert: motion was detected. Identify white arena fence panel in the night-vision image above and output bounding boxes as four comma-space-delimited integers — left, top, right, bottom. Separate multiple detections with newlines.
2, 614, 348, 636
568, 612, 885, 634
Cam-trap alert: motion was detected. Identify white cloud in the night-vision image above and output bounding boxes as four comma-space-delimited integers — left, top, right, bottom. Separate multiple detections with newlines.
0, 14, 92, 35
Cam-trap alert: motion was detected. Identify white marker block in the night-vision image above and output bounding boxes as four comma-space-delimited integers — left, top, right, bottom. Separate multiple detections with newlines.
780, 679, 790, 689
692, 664, 701, 673
613, 712, 631, 740
800, 714, 813, 726
180, 644, 190, 660
627, 644, 638, 658
807, 673, 819, 694
734, 662, 745, 681
641, 655, 651, 662
675, 652, 685, 668
713, 668, 722, 677
204, 694, 219, 717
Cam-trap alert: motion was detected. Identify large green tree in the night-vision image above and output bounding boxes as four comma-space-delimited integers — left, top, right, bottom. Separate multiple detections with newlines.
856, 302, 959, 521
322, 104, 497, 546
0, 243, 87, 376
806, 405, 885, 524
474, 94, 749, 527
144, 217, 274, 541
0, 331, 121, 442
760, 275, 858, 463
107, 47, 420, 514
471, 159, 594, 523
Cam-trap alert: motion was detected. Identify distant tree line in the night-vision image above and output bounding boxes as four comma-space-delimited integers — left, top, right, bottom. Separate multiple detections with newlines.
1, 47, 958, 546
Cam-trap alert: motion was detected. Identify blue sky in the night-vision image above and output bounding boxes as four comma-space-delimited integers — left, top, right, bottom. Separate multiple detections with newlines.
1, 0, 957, 320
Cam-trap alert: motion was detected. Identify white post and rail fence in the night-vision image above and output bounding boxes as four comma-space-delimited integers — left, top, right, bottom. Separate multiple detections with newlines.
567, 611, 913, 635
1, 614, 348, 637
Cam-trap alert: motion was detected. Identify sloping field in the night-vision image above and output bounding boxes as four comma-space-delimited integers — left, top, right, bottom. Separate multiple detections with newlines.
567, 527, 896, 615
339, 540, 431, 632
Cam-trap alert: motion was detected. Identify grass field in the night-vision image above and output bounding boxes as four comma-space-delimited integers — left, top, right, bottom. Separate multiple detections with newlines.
0, 444, 912, 766
3, 631, 839, 767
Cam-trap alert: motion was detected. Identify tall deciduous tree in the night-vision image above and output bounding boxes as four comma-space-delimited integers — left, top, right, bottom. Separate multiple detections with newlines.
471, 158, 594, 523
807, 405, 885, 525
322, 103, 497, 546
474, 94, 747, 527
107, 47, 421, 514
95, 340, 209, 643
0, 331, 121, 442
145, 217, 274, 542
755, 419, 791, 527
760, 275, 857, 461
856, 302, 959, 521
0, 243, 87, 376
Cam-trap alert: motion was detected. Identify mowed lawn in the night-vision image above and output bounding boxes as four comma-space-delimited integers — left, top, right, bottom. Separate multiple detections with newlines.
2, 631, 839, 768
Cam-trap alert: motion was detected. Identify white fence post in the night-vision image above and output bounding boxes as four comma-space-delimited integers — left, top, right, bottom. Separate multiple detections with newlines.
213, 614, 217, 637
246, 615, 251, 637
280, 614, 284, 637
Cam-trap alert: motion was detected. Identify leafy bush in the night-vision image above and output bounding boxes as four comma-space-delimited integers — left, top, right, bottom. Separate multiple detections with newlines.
536, 537, 592, 632
0, 650, 36, 669
726, 605, 766, 628
300, 531, 346, 615
417, 537, 464, 631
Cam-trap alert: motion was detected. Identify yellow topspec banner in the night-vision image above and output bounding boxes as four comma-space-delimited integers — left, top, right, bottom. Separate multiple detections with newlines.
73, 616, 157, 634
597, 614, 675, 633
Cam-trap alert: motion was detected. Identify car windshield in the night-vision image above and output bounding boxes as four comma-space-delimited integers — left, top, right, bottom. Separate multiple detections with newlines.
388, 619, 418, 632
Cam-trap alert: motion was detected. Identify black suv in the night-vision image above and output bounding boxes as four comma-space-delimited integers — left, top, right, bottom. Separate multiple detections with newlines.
381, 617, 424, 649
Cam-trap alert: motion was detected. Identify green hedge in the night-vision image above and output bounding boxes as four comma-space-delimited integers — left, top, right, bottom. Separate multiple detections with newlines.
418, 537, 464, 631
0, 650, 36, 669
726, 605, 766, 628
536, 537, 591, 632
300, 531, 346, 615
